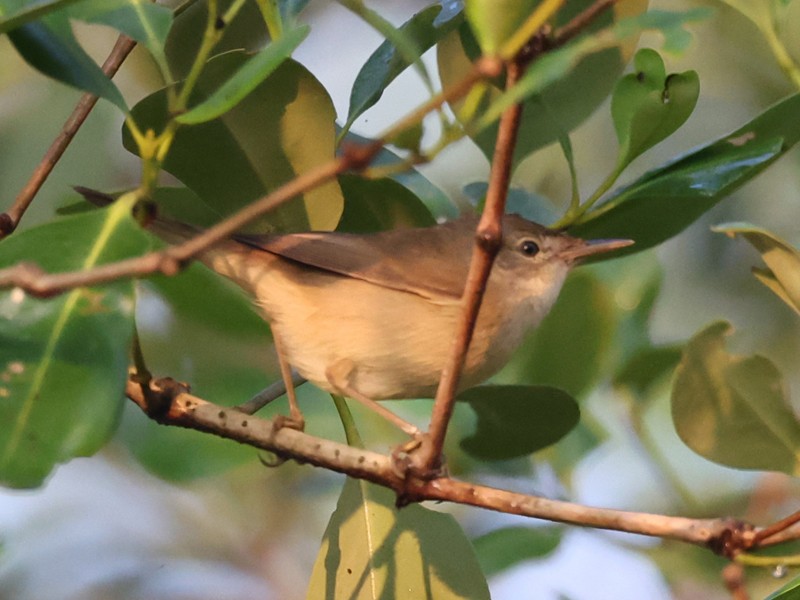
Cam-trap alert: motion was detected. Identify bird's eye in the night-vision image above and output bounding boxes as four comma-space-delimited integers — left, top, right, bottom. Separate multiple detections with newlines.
520, 240, 540, 256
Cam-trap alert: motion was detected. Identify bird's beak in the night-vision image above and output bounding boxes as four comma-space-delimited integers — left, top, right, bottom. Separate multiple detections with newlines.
560, 237, 634, 263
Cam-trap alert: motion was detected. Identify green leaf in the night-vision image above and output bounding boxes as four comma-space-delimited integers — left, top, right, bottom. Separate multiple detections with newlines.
614, 345, 683, 400
462, 182, 558, 224
458, 385, 580, 461
501, 271, 616, 397
472, 526, 562, 576
7, 15, 127, 110
440, 0, 652, 169
343, 4, 462, 135
0, 0, 85, 34
67, 0, 173, 69
341, 130, 458, 219
569, 92, 800, 254
0, 198, 151, 488
713, 223, 800, 314
124, 57, 344, 233
766, 574, 800, 600
611, 48, 699, 169
474, 8, 710, 136
464, 0, 537, 55
336, 174, 436, 233
177, 25, 310, 125
307, 477, 490, 600
671, 321, 800, 475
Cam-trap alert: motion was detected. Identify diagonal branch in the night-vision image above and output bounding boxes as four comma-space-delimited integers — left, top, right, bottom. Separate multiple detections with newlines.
0, 59, 502, 298
0, 35, 137, 237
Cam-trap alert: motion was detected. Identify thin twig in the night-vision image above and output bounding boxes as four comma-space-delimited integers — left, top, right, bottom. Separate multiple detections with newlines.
418, 60, 525, 476
0, 35, 137, 237
0, 152, 359, 296
0, 56, 500, 296
753, 509, 800, 546
552, 0, 617, 47
125, 376, 757, 550
235, 370, 307, 415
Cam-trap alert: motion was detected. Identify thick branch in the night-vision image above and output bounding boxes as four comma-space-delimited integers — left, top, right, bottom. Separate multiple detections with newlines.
0, 35, 137, 237
125, 377, 761, 551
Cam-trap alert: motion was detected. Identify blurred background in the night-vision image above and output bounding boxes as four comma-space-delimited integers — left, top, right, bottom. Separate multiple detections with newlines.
1, 1, 799, 598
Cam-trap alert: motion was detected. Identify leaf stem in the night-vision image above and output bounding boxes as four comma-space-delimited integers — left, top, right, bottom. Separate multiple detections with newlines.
332, 394, 365, 448
254, 0, 283, 39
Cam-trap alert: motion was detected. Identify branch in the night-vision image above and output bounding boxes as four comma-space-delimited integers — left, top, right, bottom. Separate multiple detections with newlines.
125, 376, 768, 552
0, 35, 137, 237
0, 58, 502, 297
418, 60, 525, 475
0, 152, 357, 296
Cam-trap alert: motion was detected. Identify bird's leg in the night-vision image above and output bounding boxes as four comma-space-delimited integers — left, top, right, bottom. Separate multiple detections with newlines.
326, 359, 421, 437
268, 332, 305, 431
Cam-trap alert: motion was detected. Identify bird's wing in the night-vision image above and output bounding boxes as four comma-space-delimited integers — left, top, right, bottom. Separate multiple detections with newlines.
234, 223, 475, 302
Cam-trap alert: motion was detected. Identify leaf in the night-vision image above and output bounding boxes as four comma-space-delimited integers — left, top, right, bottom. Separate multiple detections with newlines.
472, 526, 562, 576
611, 48, 699, 168
671, 321, 800, 475
614, 345, 683, 400
0, 0, 84, 34
766, 574, 800, 600
67, 0, 173, 69
341, 130, 458, 219
458, 385, 580, 461
336, 174, 436, 233
306, 477, 490, 600
502, 271, 616, 397
176, 25, 310, 125
713, 222, 800, 314
569, 93, 800, 253
343, 4, 462, 135
0, 197, 151, 488
6, 15, 127, 110
439, 0, 651, 169
124, 57, 343, 233
463, 0, 538, 55
462, 181, 558, 224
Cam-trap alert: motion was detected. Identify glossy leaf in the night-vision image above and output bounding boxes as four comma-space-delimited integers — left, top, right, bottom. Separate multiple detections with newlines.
306, 477, 490, 600
502, 271, 616, 397
671, 321, 800, 475
440, 0, 649, 169
0, 0, 84, 34
336, 174, 436, 233
713, 223, 800, 314
124, 57, 344, 233
0, 198, 151, 488
472, 526, 562, 576
177, 25, 310, 125
570, 93, 800, 253
7, 16, 127, 110
458, 385, 580, 461
343, 4, 462, 135
337, 0, 436, 99
67, 0, 173, 68
611, 48, 699, 168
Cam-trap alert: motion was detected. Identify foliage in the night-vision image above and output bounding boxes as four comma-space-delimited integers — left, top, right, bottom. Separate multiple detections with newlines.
1, 0, 800, 598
